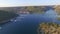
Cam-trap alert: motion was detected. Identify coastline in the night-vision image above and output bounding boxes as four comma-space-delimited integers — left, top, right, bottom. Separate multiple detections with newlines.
0, 14, 18, 25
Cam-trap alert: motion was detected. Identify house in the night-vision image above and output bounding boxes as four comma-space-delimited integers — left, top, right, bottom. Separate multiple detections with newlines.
18, 10, 29, 14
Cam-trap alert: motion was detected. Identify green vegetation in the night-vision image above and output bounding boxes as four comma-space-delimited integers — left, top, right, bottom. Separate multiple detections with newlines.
0, 10, 18, 22
37, 22, 60, 34
54, 5, 60, 15
26, 6, 45, 14
56, 17, 60, 20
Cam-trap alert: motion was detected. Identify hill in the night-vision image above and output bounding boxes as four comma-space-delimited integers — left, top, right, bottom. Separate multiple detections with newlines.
0, 6, 53, 14
0, 10, 18, 24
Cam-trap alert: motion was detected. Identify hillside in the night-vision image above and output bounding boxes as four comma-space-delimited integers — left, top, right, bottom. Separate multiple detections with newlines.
54, 5, 60, 15
0, 10, 18, 23
0, 6, 53, 14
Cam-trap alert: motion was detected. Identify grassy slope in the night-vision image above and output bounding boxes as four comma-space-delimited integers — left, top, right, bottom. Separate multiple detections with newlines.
0, 10, 18, 22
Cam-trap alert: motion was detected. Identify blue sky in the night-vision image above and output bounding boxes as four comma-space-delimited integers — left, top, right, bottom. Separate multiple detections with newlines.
0, 0, 59, 7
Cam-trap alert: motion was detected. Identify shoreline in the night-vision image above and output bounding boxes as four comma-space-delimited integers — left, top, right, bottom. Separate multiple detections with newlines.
0, 14, 18, 25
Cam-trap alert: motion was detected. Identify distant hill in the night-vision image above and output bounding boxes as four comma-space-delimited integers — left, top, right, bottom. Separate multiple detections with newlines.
0, 7, 22, 13
0, 6, 53, 14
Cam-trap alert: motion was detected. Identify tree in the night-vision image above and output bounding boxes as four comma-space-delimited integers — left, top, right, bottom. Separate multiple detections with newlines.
37, 22, 59, 34
54, 5, 60, 15
26, 6, 45, 14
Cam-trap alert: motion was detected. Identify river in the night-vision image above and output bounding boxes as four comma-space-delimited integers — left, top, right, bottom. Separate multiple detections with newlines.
0, 9, 60, 34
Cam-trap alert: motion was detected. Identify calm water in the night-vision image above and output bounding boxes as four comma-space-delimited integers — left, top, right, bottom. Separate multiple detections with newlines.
0, 9, 60, 34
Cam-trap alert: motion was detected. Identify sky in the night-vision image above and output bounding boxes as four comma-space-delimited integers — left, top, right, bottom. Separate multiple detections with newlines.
0, 0, 59, 7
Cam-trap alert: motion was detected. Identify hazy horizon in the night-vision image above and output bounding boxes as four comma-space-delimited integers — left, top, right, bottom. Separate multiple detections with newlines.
0, 0, 59, 7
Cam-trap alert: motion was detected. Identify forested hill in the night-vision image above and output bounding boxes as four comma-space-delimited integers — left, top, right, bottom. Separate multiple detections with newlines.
0, 10, 18, 23
0, 6, 53, 14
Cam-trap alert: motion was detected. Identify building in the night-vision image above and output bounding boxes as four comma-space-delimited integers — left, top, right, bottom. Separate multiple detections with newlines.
18, 10, 29, 14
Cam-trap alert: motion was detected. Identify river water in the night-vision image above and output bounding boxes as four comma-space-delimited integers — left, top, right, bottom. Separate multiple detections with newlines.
0, 9, 60, 34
